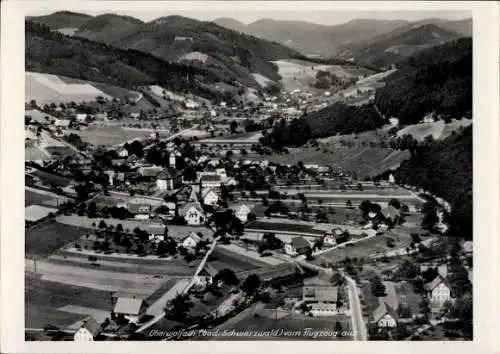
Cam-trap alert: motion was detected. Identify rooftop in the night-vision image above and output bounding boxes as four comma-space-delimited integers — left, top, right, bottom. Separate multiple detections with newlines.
113, 297, 147, 316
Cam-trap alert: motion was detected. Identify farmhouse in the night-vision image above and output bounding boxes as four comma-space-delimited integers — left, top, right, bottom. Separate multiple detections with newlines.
113, 297, 148, 324
302, 273, 342, 316
424, 274, 453, 304
372, 302, 399, 328
232, 203, 254, 223
54, 117, 72, 128
175, 36, 193, 42
75, 113, 87, 122
285, 236, 311, 256
179, 202, 205, 225
73, 317, 102, 341
117, 148, 129, 158
156, 168, 182, 190
182, 232, 201, 249
381, 206, 400, 224
138, 166, 164, 178
200, 174, 223, 189
185, 100, 199, 109
202, 189, 219, 206
169, 150, 182, 168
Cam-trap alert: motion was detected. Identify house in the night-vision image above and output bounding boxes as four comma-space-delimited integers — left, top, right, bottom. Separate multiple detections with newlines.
323, 229, 343, 246
179, 202, 205, 225
117, 148, 129, 158
372, 302, 399, 327
138, 166, 164, 178
182, 232, 201, 249
463, 241, 473, 254
73, 317, 102, 341
54, 117, 72, 128
200, 174, 223, 189
148, 234, 165, 243
215, 168, 227, 179
424, 274, 452, 304
285, 236, 311, 256
103, 170, 115, 186
169, 150, 182, 168
371, 281, 399, 327
388, 174, 396, 184
130, 112, 140, 119
194, 263, 218, 287
75, 113, 87, 122
156, 168, 182, 190
381, 206, 400, 224
175, 36, 193, 42
209, 109, 217, 117
95, 112, 107, 121
185, 100, 199, 109
232, 203, 254, 223
202, 189, 219, 206
113, 297, 148, 324
302, 272, 343, 316
129, 204, 151, 220
225, 177, 238, 187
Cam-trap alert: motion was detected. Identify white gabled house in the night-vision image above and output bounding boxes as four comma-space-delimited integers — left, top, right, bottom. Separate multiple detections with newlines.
182, 232, 201, 249
179, 202, 205, 225
202, 189, 219, 206
232, 204, 254, 223
113, 297, 148, 324
424, 275, 453, 304
73, 317, 102, 341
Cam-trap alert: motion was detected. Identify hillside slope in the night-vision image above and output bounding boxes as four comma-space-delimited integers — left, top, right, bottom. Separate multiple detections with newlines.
25, 21, 232, 100
215, 18, 409, 57
336, 23, 461, 69
27, 11, 92, 29
76, 15, 301, 87
375, 37, 472, 125
74, 14, 144, 43
391, 125, 472, 239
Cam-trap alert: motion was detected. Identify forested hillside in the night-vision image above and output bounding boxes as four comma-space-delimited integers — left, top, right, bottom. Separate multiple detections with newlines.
375, 38, 472, 125
26, 21, 223, 99
385, 126, 472, 239
261, 103, 387, 148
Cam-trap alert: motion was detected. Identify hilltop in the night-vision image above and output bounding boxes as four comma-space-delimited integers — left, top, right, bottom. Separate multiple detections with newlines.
74, 14, 145, 43
335, 23, 461, 69
27, 11, 93, 30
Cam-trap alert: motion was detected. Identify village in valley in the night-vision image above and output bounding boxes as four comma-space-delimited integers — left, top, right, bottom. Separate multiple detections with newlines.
24, 8, 473, 342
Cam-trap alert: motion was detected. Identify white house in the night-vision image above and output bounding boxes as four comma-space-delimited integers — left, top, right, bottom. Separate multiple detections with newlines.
185, 100, 199, 110
373, 303, 398, 328
54, 117, 72, 128
113, 297, 148, 324
284, 237, 311, 256
169, 150, 182, 168
156, 168, 182, 191
182, 232, 202, 249
148, 234, 165, 243
232, 204, 254, 223
75, 113, 87, 122
117, 148, 129, 158
215, 168, 227, 179
73, 317, 102, 341
210, 109, 217, 117
202, 189, 219, 206
130, 112, 140, 119
424, 275, 452, 303
200, 175, 223, 189
388, 174, 396, 184
179, 203, 205, 225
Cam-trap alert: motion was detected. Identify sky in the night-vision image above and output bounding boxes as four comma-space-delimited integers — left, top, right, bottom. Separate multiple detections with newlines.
26, 2, 472, 26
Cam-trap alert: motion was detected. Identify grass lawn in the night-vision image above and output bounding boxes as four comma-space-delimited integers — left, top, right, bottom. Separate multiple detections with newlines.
25, 305, 86, 329
26, 221, 92, 258
146, 279, 179, 305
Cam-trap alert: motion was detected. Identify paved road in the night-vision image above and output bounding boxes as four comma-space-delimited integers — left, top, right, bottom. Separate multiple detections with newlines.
343, 272, 368, 341
136, 236, 220, 333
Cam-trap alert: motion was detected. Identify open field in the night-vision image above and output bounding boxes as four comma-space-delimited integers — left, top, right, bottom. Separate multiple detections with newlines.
55, 214, 214, 241
25, 274, 113, 329
246, 220, 326, 235
244, 146, 410, 178
68, 126, 152, 147
396, 119, 472, 141
26, 258, 167, 297
197, 132, 262, 145
25, 188, 72, 207
25, 221, 92, 258
208, 246, 269, 271
26, 72, 112, 104
29, 169, 72, 187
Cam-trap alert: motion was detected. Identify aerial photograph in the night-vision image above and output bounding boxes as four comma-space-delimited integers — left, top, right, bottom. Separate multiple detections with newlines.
24, 6, 472, 342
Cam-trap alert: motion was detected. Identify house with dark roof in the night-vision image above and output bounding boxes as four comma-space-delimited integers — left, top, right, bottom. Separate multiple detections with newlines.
113, 297, 148, 324
371, 281, 399, 328
200, 174, 223, 189
381, 206, 400, 224
302, 272, 343, 316
73, 317, 102, 341
156, 168, 182, 191
424, 274, 453, 305
179, 202, 205, 225
285, 236, 311, 256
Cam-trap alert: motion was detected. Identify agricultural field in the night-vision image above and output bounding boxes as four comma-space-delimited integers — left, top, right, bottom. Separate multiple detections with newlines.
25, 221, 92, 258
29, 169, 72, 187
208, 246, 269, 272
396, 119, 472, 141
245, 146, 410, 178
68, 126, 152, 147
25, 274, 113, 329
245, 220, 326, 235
